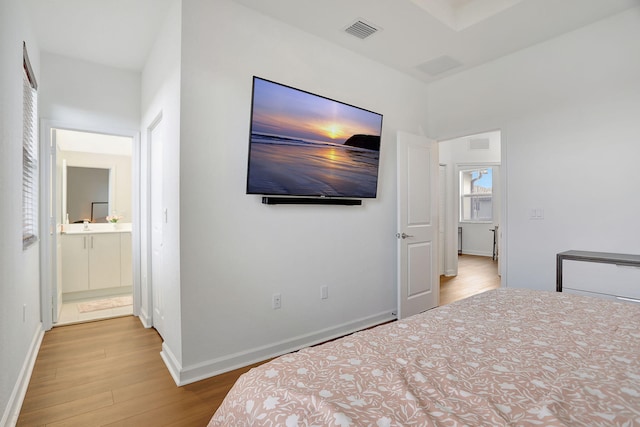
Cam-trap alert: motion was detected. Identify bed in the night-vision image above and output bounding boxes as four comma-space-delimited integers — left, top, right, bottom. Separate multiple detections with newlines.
208, 288, 640, 426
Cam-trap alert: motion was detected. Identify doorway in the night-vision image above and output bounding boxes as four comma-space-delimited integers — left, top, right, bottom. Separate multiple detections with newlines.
438, 130, 502, 290
40, 123, 140, 329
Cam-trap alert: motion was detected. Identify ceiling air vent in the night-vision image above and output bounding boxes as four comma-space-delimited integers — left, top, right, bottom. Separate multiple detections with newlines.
417, 55, 463, 77
469, 138, 491, 150
344, 20, 379, 40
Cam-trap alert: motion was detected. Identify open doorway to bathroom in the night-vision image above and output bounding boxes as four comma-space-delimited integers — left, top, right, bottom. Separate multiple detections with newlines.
438, 130, 502, 299
53, 129, 134, 325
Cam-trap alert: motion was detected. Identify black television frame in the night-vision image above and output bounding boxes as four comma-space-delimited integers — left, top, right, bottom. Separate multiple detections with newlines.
246, 76, 383, 204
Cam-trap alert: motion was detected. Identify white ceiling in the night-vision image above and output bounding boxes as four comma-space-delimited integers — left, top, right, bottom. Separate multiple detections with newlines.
25, 0, 638, 83
25, 0, 174, 71
56, 129, 132, 157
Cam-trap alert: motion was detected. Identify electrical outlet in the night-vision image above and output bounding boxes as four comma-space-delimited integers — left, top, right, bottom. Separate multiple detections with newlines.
320, 286, 328, 300
272, 293, 281, 309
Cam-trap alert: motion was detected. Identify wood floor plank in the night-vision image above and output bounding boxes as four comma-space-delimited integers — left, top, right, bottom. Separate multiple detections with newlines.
21, 363, 171, 412
16, 390, 113, 426
24, 354, 167, 402
18, 255, 499, 426
111, 372, 178, 403
44, 385, 195, 427
99, 395, 211, 427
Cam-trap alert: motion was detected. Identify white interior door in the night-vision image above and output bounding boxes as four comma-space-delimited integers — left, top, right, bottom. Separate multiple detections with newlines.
150, 118, 166, 339
397, 131, 439, 319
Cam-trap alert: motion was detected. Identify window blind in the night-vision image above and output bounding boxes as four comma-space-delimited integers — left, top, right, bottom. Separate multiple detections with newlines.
23, 42, 38, 249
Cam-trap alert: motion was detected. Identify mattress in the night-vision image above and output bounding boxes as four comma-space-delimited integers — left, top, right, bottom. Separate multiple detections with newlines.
209, 288, 640, 426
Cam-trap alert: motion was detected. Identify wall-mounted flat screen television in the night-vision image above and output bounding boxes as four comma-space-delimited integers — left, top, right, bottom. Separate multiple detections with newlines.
246, 77, 383, 199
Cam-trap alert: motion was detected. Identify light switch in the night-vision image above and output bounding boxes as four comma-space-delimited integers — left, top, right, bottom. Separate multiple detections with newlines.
530, 208, 544, 220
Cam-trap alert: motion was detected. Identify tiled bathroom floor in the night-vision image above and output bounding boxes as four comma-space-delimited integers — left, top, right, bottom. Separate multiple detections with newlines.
56, 294, 133, 326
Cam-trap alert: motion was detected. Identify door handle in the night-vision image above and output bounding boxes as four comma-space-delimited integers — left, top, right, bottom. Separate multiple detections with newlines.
396, 232, 414, 239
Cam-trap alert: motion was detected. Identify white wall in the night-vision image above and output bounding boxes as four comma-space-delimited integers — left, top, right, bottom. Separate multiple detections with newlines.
0, 1, 43, 424
39, 52, 141, 131
427, 7, 640, 291
439, 131, 501, 274
175, 0, 431, 383
140, 0, 183, 373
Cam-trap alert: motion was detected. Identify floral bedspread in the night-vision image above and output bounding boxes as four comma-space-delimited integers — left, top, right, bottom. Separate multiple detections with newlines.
209, 289, 640, 426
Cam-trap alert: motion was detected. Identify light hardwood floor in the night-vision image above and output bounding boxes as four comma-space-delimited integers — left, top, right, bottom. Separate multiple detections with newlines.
18, 255, 499, 426
440, 254, 500, 305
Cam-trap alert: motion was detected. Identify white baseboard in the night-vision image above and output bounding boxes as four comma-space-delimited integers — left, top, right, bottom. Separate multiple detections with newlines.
160, 342, 182, 386
1, 323, 44, 427
167, 310, 395, 386
460, 250, 492, 257
138, 307, 152, 328
62, 286, 132, 302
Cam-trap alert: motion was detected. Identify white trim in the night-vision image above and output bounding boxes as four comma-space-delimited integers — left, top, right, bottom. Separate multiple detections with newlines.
459, 249, 493, 257
166, 311, 395, 386
499, 131, 507, 284
1, 324, 44, 427
138, 306, 153, 328
131, 124, 142, 319
160, 342, 182, 386
39, 121, 53, 330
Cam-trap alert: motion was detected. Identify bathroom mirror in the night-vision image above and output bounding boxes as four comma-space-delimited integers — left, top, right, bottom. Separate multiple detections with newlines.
66, 166, 110, 223
62, 160, 116, 224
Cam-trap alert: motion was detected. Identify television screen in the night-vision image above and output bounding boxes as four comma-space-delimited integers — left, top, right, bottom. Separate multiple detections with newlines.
246, 77, 383, 198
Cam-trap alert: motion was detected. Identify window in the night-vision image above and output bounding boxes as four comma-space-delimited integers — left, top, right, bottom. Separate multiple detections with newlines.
23, 42, 38, 249
460, 167, 492, 222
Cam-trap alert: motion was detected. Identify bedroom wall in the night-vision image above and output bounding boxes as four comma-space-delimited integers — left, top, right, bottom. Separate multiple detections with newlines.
176, 0, 431, 382
140, 0, 183, 371
427, 7, 640, 291
0, 1, 43, 424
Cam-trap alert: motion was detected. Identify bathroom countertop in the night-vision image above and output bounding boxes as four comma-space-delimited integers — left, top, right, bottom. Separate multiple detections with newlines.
61, 223, 132, 234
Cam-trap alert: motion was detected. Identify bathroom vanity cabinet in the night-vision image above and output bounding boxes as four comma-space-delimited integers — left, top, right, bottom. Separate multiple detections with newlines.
61, 230, 131, 293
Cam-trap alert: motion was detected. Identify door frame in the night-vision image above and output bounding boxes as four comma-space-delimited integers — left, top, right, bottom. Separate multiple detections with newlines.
143, 111, 165, 334
436, 129, 507, 284
39, 120, 141, 330
438, 164, 447, 276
